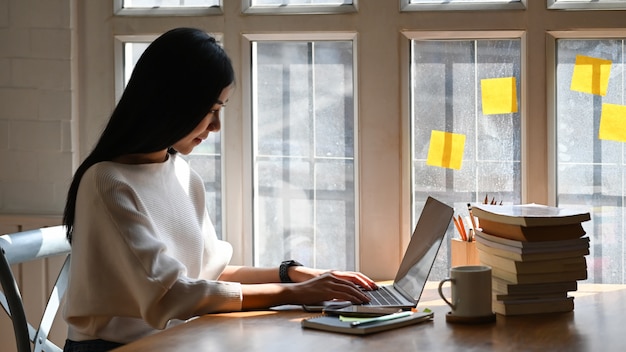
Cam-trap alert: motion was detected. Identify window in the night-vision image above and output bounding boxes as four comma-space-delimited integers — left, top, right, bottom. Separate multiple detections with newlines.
555, 37, 626, 283
122, 0, 219, 8
408, 33, 522, 278
80, 2, 626, 281
118, 37, 225, 239
114, 0, 221, 15
548, 0, 626, 10
401, 0, 525, 11
249, 37, 357, 269
251, 0, 352, 4
243, 0, 357, 14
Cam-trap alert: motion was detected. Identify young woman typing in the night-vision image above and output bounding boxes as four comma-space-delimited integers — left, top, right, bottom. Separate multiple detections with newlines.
61, 28, 376, 352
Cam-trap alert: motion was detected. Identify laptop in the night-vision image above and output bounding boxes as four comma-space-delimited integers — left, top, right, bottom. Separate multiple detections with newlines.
304, 196, 454, 311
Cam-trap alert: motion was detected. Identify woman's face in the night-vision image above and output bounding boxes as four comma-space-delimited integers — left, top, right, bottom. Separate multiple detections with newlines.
172, 83, 235, 155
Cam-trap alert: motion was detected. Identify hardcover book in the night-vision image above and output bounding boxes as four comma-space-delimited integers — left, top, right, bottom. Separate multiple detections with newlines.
478, 252, 587, 275
475, 230, 590, 250
471, 203, 590, 228
490, 266, 587, 285
477, 217, 586, 242
474, 231, 590, 254
492, 297, 574, 316
475, 241, 590, 262
494, 291, 569, 301
491, 277, 578, 296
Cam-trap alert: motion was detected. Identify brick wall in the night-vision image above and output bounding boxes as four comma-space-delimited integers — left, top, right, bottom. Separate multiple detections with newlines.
0, 0, 74, 215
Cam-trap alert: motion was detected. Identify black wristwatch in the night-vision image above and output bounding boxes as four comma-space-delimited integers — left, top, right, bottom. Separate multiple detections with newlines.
279, 259, 303, 283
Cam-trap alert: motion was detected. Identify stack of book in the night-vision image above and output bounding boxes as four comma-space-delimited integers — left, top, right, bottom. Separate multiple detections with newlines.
470, 203, 591, 316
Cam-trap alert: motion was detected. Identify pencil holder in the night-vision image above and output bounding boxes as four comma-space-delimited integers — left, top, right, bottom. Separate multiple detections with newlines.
450, 238, 480, 267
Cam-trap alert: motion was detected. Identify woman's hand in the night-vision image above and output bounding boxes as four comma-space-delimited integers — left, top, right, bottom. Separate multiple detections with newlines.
289, 266, 378, 291
288, 272, 373, 305
232, 265, 380, 309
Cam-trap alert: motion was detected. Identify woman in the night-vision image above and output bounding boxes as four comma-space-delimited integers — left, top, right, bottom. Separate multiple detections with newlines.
62, 28, 376, 351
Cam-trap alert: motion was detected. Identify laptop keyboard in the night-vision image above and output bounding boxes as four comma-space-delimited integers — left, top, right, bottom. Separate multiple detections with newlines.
362, 286, 405, 306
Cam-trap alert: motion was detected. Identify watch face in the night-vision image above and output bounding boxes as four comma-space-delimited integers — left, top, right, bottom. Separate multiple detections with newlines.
283, 260, 302, 266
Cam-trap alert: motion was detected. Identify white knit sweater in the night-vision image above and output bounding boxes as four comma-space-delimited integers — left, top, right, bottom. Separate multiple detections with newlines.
64, 154, 242, 343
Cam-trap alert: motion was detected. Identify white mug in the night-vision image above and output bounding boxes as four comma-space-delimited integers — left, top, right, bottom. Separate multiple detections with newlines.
438, 265, 493, 318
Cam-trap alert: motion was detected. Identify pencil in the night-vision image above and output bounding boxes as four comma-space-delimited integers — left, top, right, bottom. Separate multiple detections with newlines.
452, 216, 466, 241
457, 215, 467, 241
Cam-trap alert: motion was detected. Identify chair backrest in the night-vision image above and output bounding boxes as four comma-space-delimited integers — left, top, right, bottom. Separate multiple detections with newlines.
0, 226, 71, 352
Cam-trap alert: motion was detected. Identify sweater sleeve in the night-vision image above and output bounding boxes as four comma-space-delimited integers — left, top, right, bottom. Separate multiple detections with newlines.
65, 163, 242, 335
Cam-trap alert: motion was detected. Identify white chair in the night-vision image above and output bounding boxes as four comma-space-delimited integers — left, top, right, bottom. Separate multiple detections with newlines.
0, 226, 70, 352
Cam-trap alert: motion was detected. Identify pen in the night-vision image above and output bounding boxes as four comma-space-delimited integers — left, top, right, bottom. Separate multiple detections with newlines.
467, 203, 478, 231
349, 311, 413, 327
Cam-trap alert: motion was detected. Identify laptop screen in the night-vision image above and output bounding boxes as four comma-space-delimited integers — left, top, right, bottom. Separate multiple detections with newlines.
393, 197, 454, 302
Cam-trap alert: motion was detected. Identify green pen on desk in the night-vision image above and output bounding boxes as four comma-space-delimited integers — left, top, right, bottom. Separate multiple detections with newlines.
347, 311, 413, 327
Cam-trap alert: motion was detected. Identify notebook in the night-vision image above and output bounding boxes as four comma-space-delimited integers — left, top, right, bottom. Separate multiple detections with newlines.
301, 310, 434, 335
304, 196, 454, 311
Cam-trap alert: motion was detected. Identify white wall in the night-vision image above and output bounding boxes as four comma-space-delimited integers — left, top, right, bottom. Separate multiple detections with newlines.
0, 0, 74, 216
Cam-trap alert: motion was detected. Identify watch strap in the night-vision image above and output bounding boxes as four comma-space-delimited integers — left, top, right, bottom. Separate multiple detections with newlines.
279, 260, 303, 283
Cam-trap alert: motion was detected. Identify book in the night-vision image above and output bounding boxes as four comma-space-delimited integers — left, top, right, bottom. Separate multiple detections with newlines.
491, 277, 578, 296
478, 252, 587, 275
493, 297, 574, 316
475, 231, 590, 256
491, 266, 587, 284
494, 291, 568, 301
471, 203, 590, 228
475, 241, 590, 262
475, 230, 590, 251
478, 217, 586, 242
300, 311, 434, 335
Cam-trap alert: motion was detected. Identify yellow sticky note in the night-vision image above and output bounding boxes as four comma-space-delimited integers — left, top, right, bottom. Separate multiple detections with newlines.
570, 55, 612, 96
426, 130, 466, 170
481, 77, 518, 115
599, 103, 626, 142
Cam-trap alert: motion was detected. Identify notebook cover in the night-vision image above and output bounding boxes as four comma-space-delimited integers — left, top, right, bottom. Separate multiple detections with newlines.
301, 311, 434, 335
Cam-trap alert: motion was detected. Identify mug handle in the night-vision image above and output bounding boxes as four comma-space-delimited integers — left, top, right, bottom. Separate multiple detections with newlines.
438, 278, 455, 310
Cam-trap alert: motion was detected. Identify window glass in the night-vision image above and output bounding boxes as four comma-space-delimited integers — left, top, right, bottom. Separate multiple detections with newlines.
251, 40, 356, 269
123, 0, 219, 8
410, 0, 519, 3
548, 0, 626, 10
122, 41, 224, 239
244, 0, 356, 14
411, 38, 522, 280
402, 0, 524, 11
556, 38, 626, 284
252, 0, 352, 4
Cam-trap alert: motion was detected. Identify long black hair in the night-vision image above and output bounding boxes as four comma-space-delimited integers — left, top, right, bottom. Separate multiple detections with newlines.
63, 28, 235, 242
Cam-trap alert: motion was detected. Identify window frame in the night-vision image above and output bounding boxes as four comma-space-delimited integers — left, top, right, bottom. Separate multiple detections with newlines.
545, 29, 626, 205
242, 32, 361, 267
547, 0, 626, 11
400, 30, 528, 251
113, 0, 223, 16
400, 0, 526, 12
78, 1, 626, 281
242, 0, 358, 15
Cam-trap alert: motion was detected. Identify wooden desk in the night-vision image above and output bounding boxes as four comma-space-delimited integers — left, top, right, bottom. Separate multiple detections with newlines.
114, 283, 626, 351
